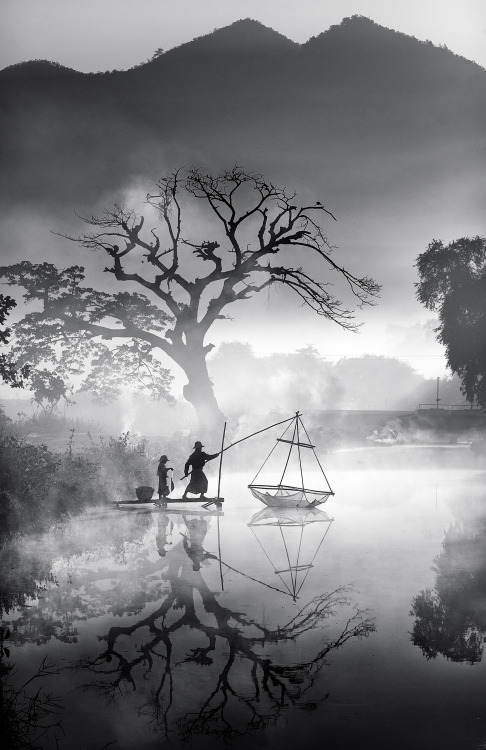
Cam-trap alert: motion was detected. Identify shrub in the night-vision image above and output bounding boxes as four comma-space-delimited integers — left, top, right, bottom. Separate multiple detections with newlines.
0, 434, 60, 538
0, 429, 155, 541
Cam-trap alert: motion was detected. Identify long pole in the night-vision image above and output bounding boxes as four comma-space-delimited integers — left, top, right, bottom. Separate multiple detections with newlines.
221, 414, 296, 453
217, 422, 227, 499
217, 422, 226, 591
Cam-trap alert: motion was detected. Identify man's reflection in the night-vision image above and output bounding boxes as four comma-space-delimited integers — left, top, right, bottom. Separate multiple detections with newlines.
181, 512, 216, 570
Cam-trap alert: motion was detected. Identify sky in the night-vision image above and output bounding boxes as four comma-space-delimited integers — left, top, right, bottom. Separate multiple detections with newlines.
2, 0, 486, 73
2, 0, 484, 383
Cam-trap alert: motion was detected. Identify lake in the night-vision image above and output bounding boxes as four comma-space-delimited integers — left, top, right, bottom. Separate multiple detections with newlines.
2, 447, 486, 749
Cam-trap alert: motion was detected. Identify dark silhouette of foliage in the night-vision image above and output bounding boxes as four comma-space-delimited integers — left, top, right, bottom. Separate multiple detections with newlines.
415, 236, 486, 408
0, 294, 29, 388
410, 516, 486, 664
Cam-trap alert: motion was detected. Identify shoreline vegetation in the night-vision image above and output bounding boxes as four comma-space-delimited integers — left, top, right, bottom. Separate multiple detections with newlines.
0, 407, 160, 543
1, 402, 486, 546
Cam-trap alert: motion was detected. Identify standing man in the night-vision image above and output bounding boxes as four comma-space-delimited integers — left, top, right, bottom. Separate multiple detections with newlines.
182, 441, 219, 500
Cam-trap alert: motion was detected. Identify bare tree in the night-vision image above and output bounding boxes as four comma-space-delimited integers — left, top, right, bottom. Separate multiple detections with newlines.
1, 166, 380, 427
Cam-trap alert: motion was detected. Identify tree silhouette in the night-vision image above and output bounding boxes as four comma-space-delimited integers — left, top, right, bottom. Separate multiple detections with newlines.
415, 236, 486, 407
0, 166, 380, 427
0, 294, 29, 388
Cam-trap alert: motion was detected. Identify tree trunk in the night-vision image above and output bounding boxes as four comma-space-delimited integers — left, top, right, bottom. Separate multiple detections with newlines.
174, 342, 226, 434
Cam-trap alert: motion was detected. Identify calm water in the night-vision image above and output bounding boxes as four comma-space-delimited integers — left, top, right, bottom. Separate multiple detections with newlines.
3, 449, 486, 750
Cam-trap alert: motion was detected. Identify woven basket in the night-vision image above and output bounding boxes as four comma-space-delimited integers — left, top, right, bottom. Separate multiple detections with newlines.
135, 486, 155, 502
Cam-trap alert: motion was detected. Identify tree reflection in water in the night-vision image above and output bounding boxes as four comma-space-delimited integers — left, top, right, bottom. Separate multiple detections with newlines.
1, 510, 157, 646
411, 514, 486, 664
1, 510, 375, 745
69, 511, 375, 743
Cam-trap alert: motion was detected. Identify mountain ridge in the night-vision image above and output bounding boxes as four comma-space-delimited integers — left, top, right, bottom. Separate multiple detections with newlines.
1, 15, 483, 78
0, 11, 484, 320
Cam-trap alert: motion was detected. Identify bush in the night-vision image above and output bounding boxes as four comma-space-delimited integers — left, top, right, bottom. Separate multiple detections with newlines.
0, 430, 155, 541
84, 431, 154, 501
0, 434, 60, 537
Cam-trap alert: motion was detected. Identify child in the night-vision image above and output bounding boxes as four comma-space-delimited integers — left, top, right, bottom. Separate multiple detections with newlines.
156, 454, 174, 505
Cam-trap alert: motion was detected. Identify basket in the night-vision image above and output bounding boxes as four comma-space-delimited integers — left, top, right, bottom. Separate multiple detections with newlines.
135, 486, 155, 502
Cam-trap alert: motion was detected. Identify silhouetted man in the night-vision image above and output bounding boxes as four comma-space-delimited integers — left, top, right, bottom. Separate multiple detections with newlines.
182, 441, 219, 500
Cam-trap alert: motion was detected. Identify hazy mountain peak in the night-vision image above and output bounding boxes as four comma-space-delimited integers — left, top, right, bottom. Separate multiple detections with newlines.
211, 18, 296, 45
0, 59, 83, 78
167, 17, 298, 57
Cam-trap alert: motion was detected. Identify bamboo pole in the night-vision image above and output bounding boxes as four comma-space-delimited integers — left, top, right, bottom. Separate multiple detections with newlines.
217, 422, 227, 499
221, 414, 297, 453
217, 422, 226, 591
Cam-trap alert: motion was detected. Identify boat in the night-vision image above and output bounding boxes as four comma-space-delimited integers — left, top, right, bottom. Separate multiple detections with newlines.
115, 497, 224, 509
248, 506, 334, 600
248, 412, 334, 508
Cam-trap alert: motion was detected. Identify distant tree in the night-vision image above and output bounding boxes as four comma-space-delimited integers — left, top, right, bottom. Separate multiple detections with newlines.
415, 236, 486, 407
0, 166, 380, 428
332, 355, 423, 410
0, 293, 29, 388
29, 368, 74, 416
210, 342, 343, 416
151, 47, 164, 60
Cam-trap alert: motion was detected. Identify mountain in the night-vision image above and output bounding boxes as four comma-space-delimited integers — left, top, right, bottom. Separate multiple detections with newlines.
2, 16, 484, 204
1, 16, 485, 321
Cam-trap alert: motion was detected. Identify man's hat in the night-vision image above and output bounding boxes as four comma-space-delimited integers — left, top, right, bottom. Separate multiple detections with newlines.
159, 454, 169, 461
193, 441, 204, 448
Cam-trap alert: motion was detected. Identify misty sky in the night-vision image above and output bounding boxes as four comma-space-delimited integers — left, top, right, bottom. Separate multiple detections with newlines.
2, 0, 486, 73
2, 0, 484, 381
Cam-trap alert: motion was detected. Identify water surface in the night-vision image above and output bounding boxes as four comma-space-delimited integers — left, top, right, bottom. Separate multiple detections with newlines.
3, 454, 486, 749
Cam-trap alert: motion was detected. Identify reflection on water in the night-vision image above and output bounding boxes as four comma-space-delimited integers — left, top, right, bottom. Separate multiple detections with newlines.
73, 520, 372, 743
0, 498, 373, 748
248, 506, 334, 600
3, 464, 486, 749
411, 498, 486, 664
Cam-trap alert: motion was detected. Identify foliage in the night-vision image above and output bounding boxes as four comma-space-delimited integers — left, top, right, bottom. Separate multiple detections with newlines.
12, 409, 102, 438
415, 236, 486, 407
85, 431, 154, 500
0, 294, 30, 389
28, 368, 74, 414
0, 262, 174, 405
0, 428, 155, 541
0, 434, 61, 537
410, 517, 486, 664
